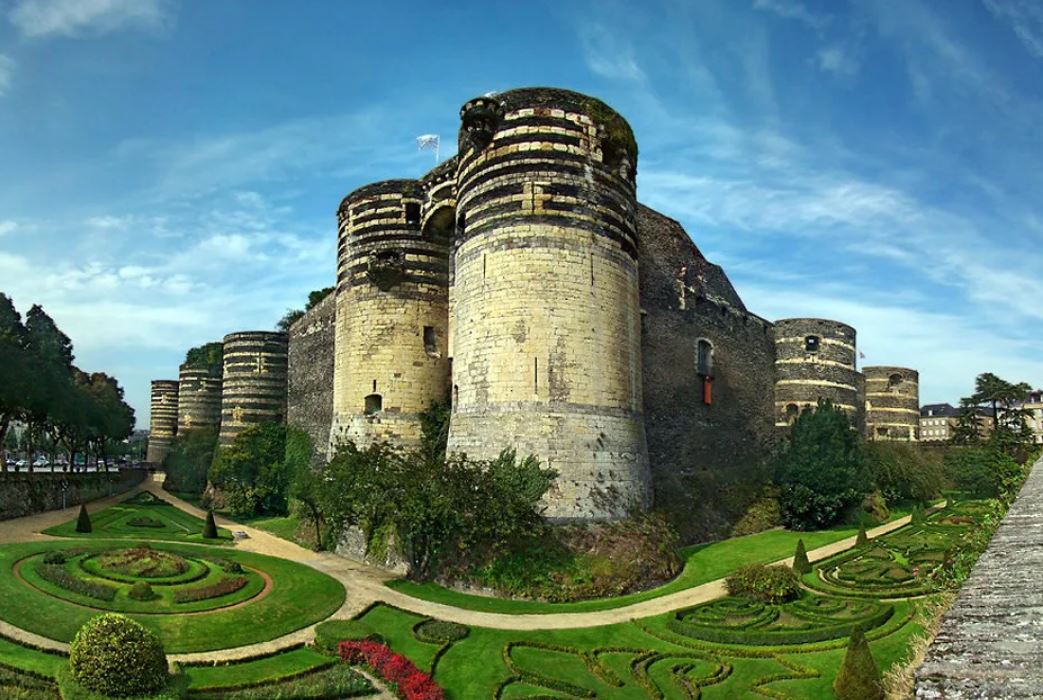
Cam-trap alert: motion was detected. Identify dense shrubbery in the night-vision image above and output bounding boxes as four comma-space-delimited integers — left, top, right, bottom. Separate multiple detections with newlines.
209, 423, 290, 517
69, 614, 170, 697
415, 620, 469, 643
944, 445, 1024, 500
730, 486, 782, 536
338, 640, 444, 700
864, 442, 944, 505
43, 551, 67, 565
162, 427, 218, 497
190, 665, 370, 700
172, 576, 248, 603
129, 582, 158, 602
774, 401, 867, 530
128, 517, 164, 528
37, 563, 116, 601
725, 564, 800, 604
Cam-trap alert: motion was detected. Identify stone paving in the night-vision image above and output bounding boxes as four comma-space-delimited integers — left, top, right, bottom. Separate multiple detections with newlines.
916, 455, 1043, 699
0, 473, 929, 662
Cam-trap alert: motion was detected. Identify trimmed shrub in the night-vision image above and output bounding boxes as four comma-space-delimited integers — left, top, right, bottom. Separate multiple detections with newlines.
173, 576, 247, 603
37, 563, 116, 601
731, 487, 782, 537
57, 665, 187, 700
203, 510, 218, 539
339, 640, 444, 700
864, 442, 944, 505
415, 620, 469, 644
69, 614, 169, 697
128, 517, 165, 529
833, 627, 884, 700
43, 551, 67, 565
856, 524, 869, 547
129, 582, 158, 602
76, 505, 92, 534
792, 539, 811, 575
314, 620, 376, 653
725, 564, 800, 604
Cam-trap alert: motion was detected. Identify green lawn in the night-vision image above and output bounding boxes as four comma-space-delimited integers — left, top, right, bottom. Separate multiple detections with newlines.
387, 506, 919, 614
43, 494, 233, 544
185, 647, 335, 690
239, 514, 304, 543
0, 540, 345, 653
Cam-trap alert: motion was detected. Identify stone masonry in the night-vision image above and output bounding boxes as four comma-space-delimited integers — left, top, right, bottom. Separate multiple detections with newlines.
287, 292, 336, 462
865, 365, 920, 441
915, 455, 1043, 698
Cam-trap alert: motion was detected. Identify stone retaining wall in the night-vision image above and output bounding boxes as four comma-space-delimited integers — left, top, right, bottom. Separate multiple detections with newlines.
0, 469, 146, 521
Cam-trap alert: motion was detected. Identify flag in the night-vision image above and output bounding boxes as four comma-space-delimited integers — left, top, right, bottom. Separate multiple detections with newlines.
859, 351, 866, 359
416, 134, 439, 151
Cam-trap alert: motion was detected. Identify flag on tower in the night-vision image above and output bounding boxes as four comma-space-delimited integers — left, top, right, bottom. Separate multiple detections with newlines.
417, 134, 439, 162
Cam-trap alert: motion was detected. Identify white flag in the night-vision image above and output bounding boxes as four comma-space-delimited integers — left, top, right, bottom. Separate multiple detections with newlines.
417, 134, 439, 151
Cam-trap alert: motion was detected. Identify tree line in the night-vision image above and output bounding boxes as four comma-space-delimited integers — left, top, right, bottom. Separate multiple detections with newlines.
0, 293, 135, 472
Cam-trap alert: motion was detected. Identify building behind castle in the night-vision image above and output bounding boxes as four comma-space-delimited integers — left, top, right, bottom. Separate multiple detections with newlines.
149, 87, 923, 539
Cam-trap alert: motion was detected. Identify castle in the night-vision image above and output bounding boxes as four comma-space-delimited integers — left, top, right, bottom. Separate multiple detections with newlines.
149, 87, 922, 536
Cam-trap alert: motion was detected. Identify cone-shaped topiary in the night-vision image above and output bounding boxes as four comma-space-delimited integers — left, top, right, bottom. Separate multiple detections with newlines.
69, 613, 168, 697
856, 523, 869, 546
75, 504, 92, 534
203, 510, 218, 539
911, 504, 923, 525
833, 627, 884, 700
792, 538, 812, 575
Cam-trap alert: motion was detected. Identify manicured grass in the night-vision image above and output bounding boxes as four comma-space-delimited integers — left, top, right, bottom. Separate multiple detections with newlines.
185, 647, 335, 690
0, 540, 345, 653
241, 514, 303, 543
0, 635, 66, 677
43, 498, 233, 544
387, 505, 919, 614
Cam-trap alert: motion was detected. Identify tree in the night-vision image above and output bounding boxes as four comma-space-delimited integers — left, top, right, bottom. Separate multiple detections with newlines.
209, 423, 290, 516
286, 427, 324, 549
184, 342, 223, 369
0, 294, 30, 469
276, 287, 334, 332
856, 523, 869, 546
76, 505, 92, 533
202, 510, 218, 539
792, 539, 811, 574
833, 627, 883, 700
963, 372, 1031, 431
24, 305, 75, 472
774, 400, 867, 530
163, 427, 218, 495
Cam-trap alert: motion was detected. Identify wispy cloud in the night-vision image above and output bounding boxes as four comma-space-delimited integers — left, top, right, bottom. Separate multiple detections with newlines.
815, 44, 860, 77
0, 220, 16, 236
579, 23, 646, 81
983, 0, 1043, 59
0, 55, 13, 96
8, 0, 171, 38
752, 0, 831, 31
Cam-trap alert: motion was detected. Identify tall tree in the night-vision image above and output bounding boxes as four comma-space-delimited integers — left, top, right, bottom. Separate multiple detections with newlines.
0, 294, 30, 470
23, 305, 74, 471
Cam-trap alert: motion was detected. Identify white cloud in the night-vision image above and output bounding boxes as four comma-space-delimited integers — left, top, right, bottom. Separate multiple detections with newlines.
0, 55, 13, 96
815, 44, 860, 77
983, 0, 1043, 59
8, 0, 170, 38
0, 219, 17, 236
752, 0, 831, 31
580, 24, 646, 82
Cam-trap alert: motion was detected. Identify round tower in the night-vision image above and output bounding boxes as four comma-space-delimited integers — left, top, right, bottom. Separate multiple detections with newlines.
146, 380, 179, 465
329, 179, 451, 451
218, 331, 288, 448
864, 366, 920, 441
446, 87, 650, 521
774, 318, 862, 430
177, 362, 223, 433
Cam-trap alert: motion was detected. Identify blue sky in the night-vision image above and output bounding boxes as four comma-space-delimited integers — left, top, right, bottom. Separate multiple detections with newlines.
1, 0, 1041, 427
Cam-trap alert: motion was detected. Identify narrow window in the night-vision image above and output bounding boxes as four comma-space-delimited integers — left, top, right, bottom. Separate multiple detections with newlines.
785, 403, 799, 423
889, 373, 902, 389
372, 379, 377, 392
423, 326, 437, 354
696, 339, 714, 377
364, 394, 382, 415
457, 212, 466, 235
805, 335, 820, 353
453, 384, 459, 409
483, 253, 487, 280
404, 202, 421, 226
534, 357, 539, 393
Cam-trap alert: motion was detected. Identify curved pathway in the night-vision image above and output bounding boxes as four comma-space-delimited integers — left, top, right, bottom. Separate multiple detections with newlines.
0, 473, 928, 662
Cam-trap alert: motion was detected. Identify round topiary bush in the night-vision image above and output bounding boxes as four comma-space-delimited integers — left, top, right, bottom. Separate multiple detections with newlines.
69, 614, 169, 697
129, 581, 158, 602
415, 619, 469, 643
725, 564, 801, 604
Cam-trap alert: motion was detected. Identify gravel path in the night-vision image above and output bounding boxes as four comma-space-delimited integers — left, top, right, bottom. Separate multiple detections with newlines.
0, 473, 925, 662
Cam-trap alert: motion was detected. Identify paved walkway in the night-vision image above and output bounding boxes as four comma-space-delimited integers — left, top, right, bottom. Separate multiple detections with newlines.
0, 475, 928, 662
915, 455, 1043, 699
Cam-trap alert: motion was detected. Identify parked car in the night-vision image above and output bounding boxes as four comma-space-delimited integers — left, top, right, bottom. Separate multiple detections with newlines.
14, 459, 27, 469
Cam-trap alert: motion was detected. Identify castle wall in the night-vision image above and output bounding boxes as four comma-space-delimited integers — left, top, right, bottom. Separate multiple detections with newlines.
865, 366, 920, 441
329, 180, 451, 451
773, 318, 863, 431
177, 361, 222, 433
636, 205, 776, 540
446, 88, 650, 521
146, 380, 179, 465
218, 331, 288, 448
287, 292, 336, 462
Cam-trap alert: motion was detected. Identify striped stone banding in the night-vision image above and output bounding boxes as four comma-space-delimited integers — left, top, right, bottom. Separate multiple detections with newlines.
177, 363, 222, 432
218, 332, 288, 448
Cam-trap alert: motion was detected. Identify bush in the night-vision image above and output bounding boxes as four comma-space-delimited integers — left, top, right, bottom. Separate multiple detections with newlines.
69, 614, 169, 697
209, 423, 290, 517
43, 551, 67, 565
415, 620, 469, 643
339, 640, 444, 700
37, 563, 116, 601
775, 401, 867, 530
864, 442, 944, 505
128, 517, 164, 528
162, 426, 218, 497
190, 665, 370, 699
731, 487, 782, 537
792, 539, 811, 575
314, 620, 376, 653
856, 524, 869, 547
173, 576, 247, 603
725, 564, 800, 604
202, 510, 218, 539
76, 505, 92, 534
129, 582, 158, 602
57, 665, 187, 700
833, 627, 884, 700
945, 446, 1024, 500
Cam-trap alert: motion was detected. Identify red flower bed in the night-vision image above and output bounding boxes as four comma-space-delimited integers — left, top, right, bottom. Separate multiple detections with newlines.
339, 640, 445, 700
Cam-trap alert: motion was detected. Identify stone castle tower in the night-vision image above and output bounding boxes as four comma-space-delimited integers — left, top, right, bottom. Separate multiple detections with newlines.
218, 331, 288, 448
864, 366, 920, 441
177, 362, 222, 433
146, 380, 179, 465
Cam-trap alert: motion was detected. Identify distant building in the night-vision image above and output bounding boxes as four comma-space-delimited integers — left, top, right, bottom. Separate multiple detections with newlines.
1017, 389, 1043, 445
920, 403, 957, 442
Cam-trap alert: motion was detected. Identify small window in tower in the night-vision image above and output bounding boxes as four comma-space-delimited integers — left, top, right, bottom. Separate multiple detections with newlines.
364, 394, 382, 415
889, 373, 903, 389
405, 202, 420, 226
805, 335, 820, 353
453, 384, 459, 410
696, 339, 714, 377
457, 212, 466, 235
423, 326, 438, 355
785, 403, 799, 422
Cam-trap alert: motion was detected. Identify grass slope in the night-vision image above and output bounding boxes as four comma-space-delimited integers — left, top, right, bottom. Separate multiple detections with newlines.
43, 499, 233, 544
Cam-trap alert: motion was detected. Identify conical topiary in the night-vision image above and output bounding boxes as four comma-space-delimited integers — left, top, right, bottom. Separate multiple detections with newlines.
792, 538, 812, 575
202, 510, 217, 539
75, 505, 92, 534
911, 504, 923, 525
855, 523, 869, 547
833, 627, 884, 700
